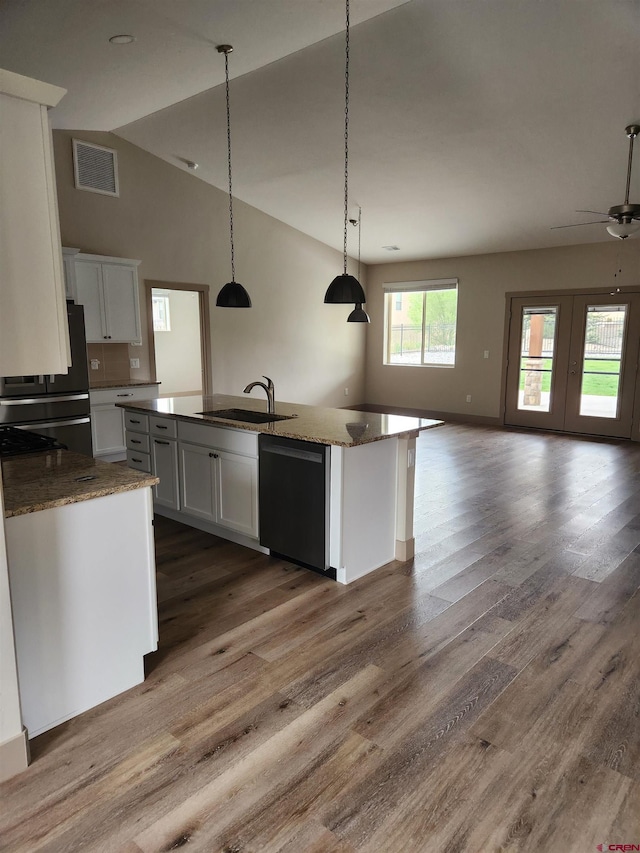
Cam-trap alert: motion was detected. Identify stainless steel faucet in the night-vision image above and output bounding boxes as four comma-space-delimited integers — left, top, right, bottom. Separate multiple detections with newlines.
243, 375, 275, 414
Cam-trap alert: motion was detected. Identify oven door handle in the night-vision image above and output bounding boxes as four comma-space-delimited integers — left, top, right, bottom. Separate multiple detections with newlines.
0, 393, 89, 406
15, 417, 91, 430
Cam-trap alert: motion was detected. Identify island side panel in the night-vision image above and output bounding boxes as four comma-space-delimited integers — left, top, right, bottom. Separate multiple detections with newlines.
5, 486, 157, 738
395, 433, 418, 562
333, 437, 398, 584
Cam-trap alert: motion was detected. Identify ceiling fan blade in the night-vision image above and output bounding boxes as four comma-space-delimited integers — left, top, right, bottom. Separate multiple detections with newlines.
575, 209, 610, 217
551, 220, 609, 230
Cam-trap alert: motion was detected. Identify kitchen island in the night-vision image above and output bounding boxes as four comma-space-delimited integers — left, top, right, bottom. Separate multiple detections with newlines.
2, 450, 159, 738
120, 394, 443, 583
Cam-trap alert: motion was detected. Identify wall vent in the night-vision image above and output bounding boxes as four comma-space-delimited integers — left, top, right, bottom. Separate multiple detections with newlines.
72, 139, 119, 197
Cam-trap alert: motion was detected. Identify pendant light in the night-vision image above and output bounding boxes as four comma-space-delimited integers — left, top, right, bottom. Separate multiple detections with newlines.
324, 0, 367, 312
347, 206, 370, 322
216, 45, 251, 308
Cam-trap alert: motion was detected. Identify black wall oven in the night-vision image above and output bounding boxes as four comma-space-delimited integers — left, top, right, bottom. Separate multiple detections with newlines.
0, 304, 93, 457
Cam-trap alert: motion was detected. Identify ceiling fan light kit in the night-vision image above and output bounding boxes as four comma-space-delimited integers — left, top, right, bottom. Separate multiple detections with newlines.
554, 124, 640, 240
215, 44, 252, 309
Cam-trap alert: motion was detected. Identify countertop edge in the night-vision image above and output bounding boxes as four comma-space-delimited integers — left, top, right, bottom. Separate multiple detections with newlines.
117, 396, 445, 447
5, 474, 159, 519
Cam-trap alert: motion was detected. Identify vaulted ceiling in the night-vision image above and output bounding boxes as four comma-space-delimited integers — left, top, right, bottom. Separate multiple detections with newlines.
1, 0, 639, 263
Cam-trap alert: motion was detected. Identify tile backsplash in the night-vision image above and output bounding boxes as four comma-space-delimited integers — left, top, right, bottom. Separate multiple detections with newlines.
87, 343, 131, 384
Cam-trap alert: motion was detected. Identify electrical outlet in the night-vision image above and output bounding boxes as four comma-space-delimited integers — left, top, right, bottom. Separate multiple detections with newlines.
90, 359, 100, 370
344, 387, 349, 396
466, 394, 472, 403
484, 350, 489, 359
130, 358, 140, 369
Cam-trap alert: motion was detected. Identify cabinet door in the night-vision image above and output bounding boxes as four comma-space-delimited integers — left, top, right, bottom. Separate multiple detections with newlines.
152, 438, 180, 510
216, 451, 258, 537
102, 264, 141, 343
91, 404, 125, 455
0, 88, 69, 376
75, 261, 107, 342
179, 442, 216, 521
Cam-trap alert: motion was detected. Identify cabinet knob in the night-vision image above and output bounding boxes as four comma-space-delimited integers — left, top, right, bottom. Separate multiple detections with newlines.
209, 452, 218, 458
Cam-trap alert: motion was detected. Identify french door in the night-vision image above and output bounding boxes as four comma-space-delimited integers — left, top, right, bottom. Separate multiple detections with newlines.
504, 293, 640, 438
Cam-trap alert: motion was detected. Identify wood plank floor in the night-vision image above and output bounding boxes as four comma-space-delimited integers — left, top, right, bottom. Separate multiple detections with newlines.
2, 423, 640, 852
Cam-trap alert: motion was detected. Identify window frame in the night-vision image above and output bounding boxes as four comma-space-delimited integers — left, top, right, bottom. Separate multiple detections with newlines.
383, 278, 458, 368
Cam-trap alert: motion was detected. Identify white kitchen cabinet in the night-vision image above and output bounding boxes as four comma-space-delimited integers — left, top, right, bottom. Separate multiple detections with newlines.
151, 436, 179, 510
180, 442, 216, 521
90, 385, 159, 461
178, 424, 258, 538
61, 247, 80, 301
216, 451, 258, 537
124, 412, 259, 541
5, 485, 157, 738
0, 69, 69, 376
74, 254, 142, 343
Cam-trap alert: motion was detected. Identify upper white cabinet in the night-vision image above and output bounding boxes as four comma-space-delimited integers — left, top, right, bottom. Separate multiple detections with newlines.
0, 69, 69, 376
74, 254, 142, 343
61, 247, 80, 301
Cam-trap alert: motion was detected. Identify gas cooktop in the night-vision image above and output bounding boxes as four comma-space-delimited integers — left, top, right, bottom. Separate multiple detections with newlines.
0, 426, 66, 458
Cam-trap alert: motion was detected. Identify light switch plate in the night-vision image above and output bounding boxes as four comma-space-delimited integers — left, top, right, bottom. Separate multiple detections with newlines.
130, 358, 140, 369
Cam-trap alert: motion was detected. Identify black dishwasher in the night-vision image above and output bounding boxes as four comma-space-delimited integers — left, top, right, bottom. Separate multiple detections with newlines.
259, 434, 332, 576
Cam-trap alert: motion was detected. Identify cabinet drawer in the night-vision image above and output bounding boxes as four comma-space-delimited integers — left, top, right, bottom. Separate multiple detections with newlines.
150, 416, 177, 438
124, 411, 149, 433
126, 431, 150, 453
178, 420, 258, 457
127, 449, 151, 472
90, 385, 159, 406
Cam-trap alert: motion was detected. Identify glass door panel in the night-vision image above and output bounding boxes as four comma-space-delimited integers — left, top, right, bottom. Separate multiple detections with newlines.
517, 306, 558, 413
504, 296, 572, 431
564, 294, 640, 438
578, 305, 626, 419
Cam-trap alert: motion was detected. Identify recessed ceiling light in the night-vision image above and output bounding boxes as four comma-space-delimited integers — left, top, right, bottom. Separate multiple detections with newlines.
109, 34, 136, 45
382, 245, 400, 251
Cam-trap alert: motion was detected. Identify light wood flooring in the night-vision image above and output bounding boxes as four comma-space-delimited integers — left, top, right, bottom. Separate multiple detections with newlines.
2, 423, 640, 852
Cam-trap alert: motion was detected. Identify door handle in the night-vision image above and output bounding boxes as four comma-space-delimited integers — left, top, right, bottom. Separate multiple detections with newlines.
570, 370, 576, 374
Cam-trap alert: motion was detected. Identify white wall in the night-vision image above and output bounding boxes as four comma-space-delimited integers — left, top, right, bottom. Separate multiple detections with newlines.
153, 289, 202, 395
365, 240, 640, 419
53, 130, 367, 408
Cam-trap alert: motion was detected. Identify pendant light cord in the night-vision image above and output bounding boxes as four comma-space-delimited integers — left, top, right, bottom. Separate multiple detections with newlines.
224, 50, 236, 282
342, 0, 351, 275
357, 206, 361, 280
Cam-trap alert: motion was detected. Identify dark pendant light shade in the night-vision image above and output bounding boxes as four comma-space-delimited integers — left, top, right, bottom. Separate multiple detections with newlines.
347, 303, 370, 323
216, 281, 252, 307
325, 274, 366, 305
324, 0, 367, 319
215, 44, 251, 308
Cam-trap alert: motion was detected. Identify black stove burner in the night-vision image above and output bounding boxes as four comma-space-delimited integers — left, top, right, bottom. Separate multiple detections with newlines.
0, 426, 66, 458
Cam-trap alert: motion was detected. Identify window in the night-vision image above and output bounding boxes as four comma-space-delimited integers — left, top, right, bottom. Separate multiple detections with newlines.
152, 293, 171, 332
384, 278, 458, 366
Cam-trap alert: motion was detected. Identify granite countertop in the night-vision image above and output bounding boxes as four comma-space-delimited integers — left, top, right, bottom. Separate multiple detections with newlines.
117, 394, 444, 447
2, 451, 158, 518
90, 380, 161, 390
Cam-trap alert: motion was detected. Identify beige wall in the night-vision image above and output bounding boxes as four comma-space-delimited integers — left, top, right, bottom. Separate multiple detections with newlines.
154, 289, 202, 396
365, 241, 640, 419
53, 131, 367, 408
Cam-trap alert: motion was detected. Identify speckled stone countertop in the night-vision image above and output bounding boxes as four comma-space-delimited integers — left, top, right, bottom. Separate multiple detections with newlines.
2, 451, 158, 518
118, 394, 444, 447
90, 380, 161, 390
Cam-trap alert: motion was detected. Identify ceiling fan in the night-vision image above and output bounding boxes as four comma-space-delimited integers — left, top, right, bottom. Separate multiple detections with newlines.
552, 124, 640, 239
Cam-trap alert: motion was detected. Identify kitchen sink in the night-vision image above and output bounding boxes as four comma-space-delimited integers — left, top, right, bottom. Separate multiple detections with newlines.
198, 408, 298, 424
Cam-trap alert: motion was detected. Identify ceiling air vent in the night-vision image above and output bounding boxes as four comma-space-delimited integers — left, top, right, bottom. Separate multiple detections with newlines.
72, 139, 119, 197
